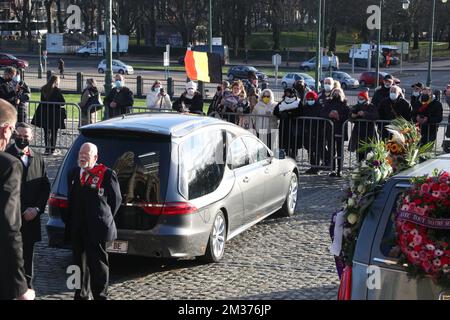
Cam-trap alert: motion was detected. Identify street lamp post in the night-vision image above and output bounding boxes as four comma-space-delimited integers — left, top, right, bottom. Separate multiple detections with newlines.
37, 35, 43, 79
375, 0, 382, 88
315, 0, 322, 91
402, 0, 448, 87
104, 0, 113, 119
208, 0, 212, 53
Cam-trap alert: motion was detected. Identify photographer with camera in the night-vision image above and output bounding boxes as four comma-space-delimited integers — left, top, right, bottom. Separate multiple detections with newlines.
146, 80, 172, 110
0, 67, 31, 123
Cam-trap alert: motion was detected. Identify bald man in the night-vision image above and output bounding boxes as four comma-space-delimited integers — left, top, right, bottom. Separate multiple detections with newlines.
0, 99, 35, 300
66, 143, 122, 300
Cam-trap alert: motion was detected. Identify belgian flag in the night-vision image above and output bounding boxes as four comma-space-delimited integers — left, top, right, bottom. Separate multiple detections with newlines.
184, 50, 222, 83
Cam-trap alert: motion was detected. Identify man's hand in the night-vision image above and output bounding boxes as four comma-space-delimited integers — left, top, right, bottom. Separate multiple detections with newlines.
16, 288, 35, 300
23, 208, 38, 221
110, 101, 117, 108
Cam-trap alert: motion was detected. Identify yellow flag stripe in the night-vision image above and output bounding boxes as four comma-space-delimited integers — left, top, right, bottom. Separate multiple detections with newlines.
193, 51, 210, 83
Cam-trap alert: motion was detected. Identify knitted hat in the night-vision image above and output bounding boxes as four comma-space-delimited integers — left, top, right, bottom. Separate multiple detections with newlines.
305, 91, 318, 101
357, 91, 369, 101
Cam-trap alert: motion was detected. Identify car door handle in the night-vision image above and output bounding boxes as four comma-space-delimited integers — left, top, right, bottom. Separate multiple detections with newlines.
243, 176, 250, 183
373, 257, 407, 267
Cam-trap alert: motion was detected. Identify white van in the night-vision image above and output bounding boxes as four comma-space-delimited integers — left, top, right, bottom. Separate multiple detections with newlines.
299, 55, 339, 71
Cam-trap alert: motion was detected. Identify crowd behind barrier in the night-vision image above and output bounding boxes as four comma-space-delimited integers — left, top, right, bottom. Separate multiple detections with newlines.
23, 99, 450, 173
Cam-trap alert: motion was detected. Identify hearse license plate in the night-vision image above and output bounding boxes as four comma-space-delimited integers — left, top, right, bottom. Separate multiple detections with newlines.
107, 240, 128, 254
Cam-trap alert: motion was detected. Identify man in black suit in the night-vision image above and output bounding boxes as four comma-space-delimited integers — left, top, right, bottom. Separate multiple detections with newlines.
0, 99, 35, 300
66, 143, 122, 300
6, 122, 50, 288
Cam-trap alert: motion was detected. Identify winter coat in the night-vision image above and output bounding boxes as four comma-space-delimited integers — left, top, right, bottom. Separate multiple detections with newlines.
273, 98, 302, 152
31, 87, 66, 130
412, 97, 443, 145
173, 92, 204, 114
146, 91, 172, 109
299, 101, 324, 151
348, 102, 379, 152
252, 89, 278, 133
104, 86, 134, 117
320, 97, 350, 141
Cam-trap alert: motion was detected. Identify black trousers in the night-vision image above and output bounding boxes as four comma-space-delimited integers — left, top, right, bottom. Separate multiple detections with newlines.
44, 128, 58, 152
22, 239, 35, 289
325, 137, 344, 173
72, 231, 110, 300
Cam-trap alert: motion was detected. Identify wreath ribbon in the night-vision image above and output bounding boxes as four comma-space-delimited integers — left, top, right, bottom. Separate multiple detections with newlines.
396, 210, 450, 230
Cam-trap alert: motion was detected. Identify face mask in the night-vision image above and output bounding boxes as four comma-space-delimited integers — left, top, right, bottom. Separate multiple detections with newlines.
324, 84, 332, 92
15, 137, 30, 150
12, 75, 20, 83
115, 80, 122, 89
357, 99, 366, 105
307, 100, 315, 106
285, 97, 296, 104
153, 86, 161, 93
412, 91, 420, 97
262, 97, 271, 104
389, 93, 398, 101
187, 89, 195, 96
385, 84, 392, 89
421, 94, 430, 103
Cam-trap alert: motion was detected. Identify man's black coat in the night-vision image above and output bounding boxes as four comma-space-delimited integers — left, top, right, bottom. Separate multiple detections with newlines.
66, 167, 122, 243
5, 145, 51, 243
0, 152, 28, 300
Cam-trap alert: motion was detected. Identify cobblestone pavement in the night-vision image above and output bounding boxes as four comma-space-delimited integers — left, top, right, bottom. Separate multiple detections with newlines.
32, 155, 346, 300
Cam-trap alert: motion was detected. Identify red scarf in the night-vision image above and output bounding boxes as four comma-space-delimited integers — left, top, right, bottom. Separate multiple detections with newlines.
418, 98, 432, 113
82, 163, 107, 190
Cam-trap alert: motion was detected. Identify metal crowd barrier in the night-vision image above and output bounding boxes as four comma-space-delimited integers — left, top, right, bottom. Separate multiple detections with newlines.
26, 100, 81, 151
341, 119, 450, 170
85, 104, 176, 124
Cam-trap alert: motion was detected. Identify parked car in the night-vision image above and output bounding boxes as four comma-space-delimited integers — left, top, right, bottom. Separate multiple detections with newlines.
299, 55, 339, 72
321, 71, 359, 90
344, 154, 450, 299
47, 113, 299, 262
227, 66, 269, 82
358, 72, 400, 88
97, 59, 134, 75
0, 53, 29, 69
281, 72, 321, 91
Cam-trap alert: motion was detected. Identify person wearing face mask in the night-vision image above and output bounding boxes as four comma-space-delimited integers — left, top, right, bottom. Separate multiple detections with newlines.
411, 87, 443, 146
299, 91, 324, 174
252, 89, 278, 149
348, 91, 379, 162
320, 88, 350, 177
173, 81, 204, 114
146, 80, 172, 110
208, 81, 231, 117
372, 74, 395, 109
379, 85, 412, 121
31, 75, 66, 156
318, 77, 335, 106
104, 74, 134, 118
66, 143, 122, 300
273, 88, 302, 158
6, 123, 50, 289
410, 82, 423, 107
293, 79, 311, 104
79, 79, 102, 126
0, 67, 31, 123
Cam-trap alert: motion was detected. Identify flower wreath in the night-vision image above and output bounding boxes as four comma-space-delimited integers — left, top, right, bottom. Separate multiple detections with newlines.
395, 170, 450, 288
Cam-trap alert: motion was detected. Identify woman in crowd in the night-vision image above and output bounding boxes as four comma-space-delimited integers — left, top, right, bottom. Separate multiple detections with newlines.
173, 81, 204, 114
79, 78, 102, 126
146, 80, 172, 110
252, 88, 278, 149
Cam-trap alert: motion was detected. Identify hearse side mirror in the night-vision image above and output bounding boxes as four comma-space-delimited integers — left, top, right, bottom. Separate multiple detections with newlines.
274, 149, 286, 160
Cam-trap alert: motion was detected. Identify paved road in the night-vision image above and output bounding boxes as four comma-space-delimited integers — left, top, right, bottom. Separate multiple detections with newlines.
32, 155, 344, 300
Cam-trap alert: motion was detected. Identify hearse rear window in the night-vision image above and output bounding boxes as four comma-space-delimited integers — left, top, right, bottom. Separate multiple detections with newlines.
55, 132, 170, 205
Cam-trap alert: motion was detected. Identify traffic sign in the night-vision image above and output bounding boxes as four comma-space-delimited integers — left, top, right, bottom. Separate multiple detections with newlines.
272, 54, 282, 66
